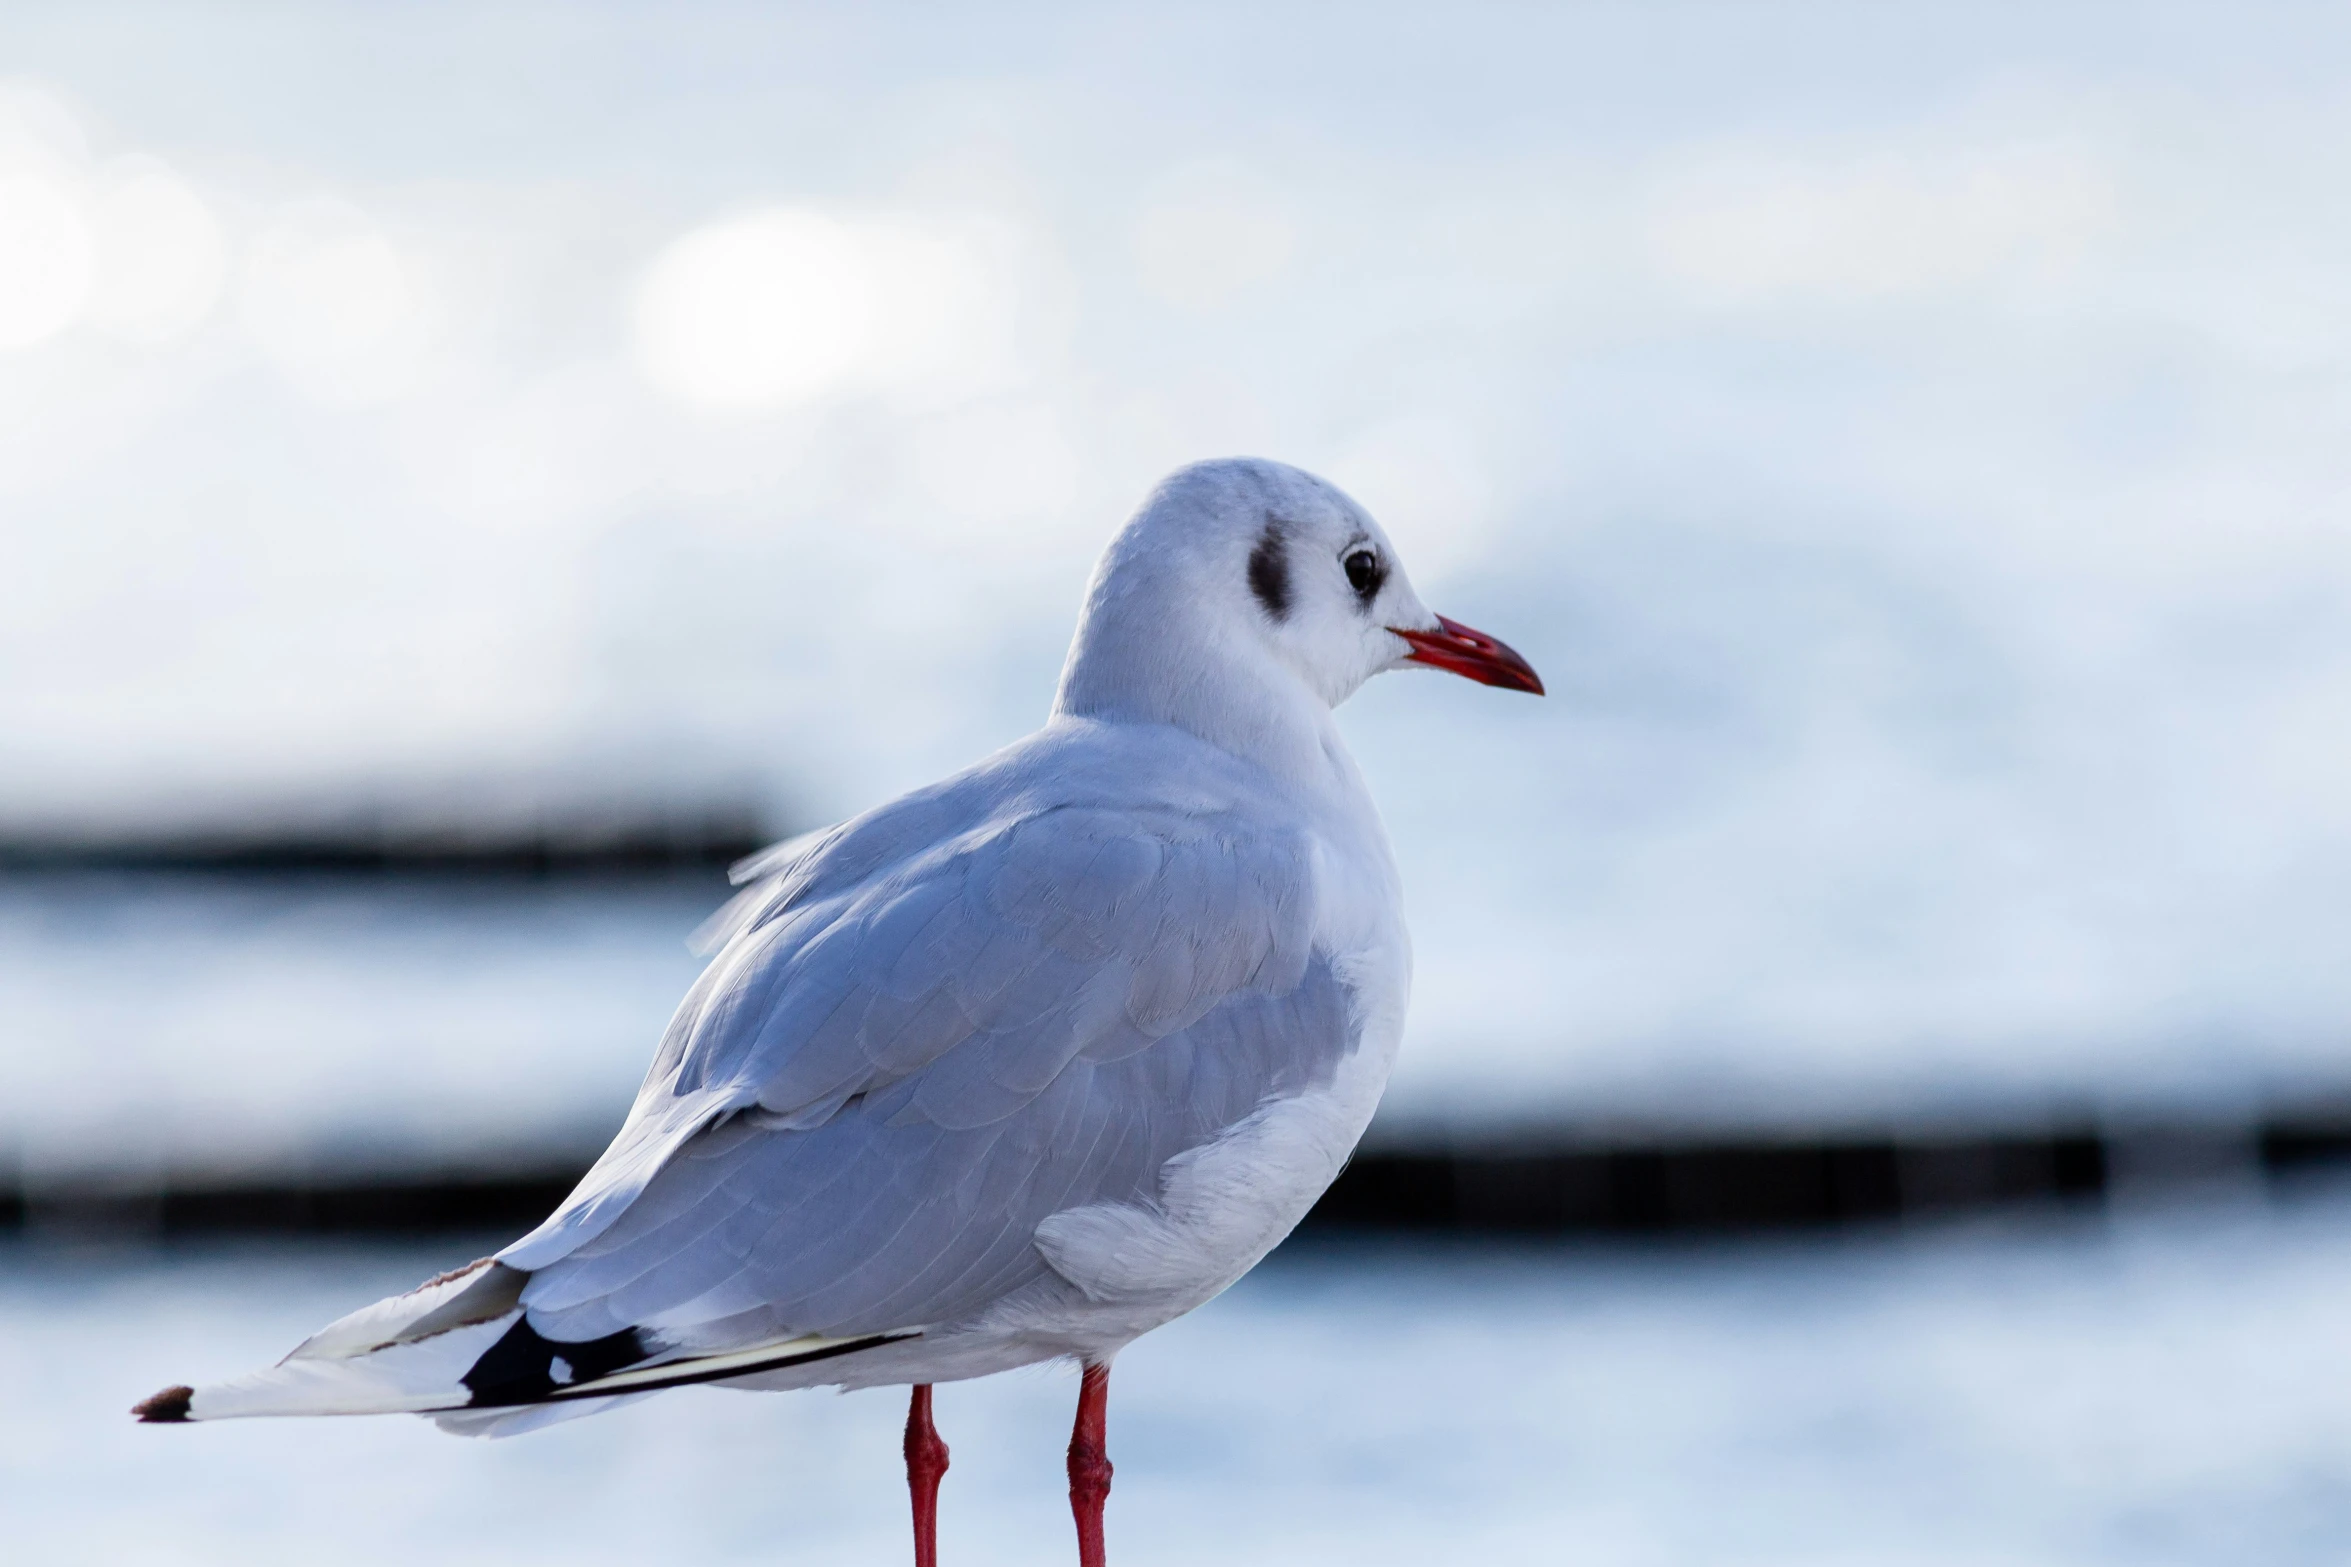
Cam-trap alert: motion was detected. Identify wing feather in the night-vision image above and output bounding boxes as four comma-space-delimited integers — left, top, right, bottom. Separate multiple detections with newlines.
502, 725, 1357, 1347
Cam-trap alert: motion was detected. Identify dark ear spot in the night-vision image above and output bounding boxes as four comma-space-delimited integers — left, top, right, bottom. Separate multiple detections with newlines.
1248, 522, 1291, 622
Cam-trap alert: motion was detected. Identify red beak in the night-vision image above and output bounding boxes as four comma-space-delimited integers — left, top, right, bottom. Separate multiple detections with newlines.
1392, 614, 1544, 695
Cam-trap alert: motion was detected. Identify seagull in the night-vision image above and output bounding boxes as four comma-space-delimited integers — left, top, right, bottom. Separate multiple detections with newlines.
133, 457, 1542, 1565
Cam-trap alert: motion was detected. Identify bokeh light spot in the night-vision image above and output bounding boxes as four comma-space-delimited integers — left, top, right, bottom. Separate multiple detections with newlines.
0, 169, 93, 350
633, 209, 876, 412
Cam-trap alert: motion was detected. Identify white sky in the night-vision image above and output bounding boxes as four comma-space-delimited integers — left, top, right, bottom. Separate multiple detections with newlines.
6, 2, 2351, 1125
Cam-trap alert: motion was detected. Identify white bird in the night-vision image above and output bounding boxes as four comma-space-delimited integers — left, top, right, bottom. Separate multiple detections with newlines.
133, 457, 1542, 1566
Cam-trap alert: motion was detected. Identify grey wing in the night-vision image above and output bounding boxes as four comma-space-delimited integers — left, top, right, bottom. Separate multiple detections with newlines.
501, 793, 1351, 1348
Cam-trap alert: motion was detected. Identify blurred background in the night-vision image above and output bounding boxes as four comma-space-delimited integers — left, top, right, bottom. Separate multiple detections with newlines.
8, 2, 2351, 1561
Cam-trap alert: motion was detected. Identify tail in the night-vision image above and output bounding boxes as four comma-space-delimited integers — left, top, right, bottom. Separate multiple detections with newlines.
132, 1256, 915, 1438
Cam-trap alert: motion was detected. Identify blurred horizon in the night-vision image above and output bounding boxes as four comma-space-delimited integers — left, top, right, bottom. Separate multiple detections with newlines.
7, 1, 2351, 1151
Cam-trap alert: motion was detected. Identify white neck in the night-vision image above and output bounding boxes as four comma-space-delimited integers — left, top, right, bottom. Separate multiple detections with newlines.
1055, 633, 1350, 793
1052, 567, 1353, 797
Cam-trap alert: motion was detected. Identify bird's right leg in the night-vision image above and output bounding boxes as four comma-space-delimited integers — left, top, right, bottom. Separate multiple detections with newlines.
904, 1383, 950, 1567
1066, 1361, 1113, 1567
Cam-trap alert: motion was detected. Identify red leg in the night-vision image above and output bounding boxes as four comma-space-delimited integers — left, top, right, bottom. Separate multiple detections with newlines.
1066, 1361, 1114, 1567
904, 1383, 949, 1567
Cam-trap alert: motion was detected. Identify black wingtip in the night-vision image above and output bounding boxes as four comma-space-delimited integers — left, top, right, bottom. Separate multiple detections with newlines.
132, 1385, 194, 1423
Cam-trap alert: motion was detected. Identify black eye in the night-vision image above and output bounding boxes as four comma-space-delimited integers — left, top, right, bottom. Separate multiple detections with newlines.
1343, 548, 1385, 603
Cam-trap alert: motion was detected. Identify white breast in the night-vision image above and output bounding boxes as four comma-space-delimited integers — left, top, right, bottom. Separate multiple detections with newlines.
1024, 779, 1412, 1349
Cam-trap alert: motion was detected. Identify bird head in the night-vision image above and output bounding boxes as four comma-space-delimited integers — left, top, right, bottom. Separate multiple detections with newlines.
1056, 457, 1541, 739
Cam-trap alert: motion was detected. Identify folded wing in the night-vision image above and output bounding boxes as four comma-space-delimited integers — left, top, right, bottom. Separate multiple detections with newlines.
500, 729, 1349, 1351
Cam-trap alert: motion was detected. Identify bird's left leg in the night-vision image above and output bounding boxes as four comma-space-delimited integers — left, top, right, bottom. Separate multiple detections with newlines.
1066, 1361, 1113, 1567
904, 1383, 950, 1567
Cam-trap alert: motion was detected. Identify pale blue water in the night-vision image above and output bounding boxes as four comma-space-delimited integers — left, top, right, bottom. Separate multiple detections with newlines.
9, 1192, 2351, 1565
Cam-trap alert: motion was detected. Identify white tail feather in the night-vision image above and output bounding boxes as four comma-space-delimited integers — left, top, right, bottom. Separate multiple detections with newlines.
172, 1257, 525, 1421
143, 1252, 922, 1433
